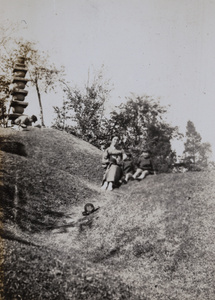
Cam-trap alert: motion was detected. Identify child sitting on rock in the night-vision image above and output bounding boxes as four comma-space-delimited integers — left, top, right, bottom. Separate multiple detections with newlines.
122, 152, 135, 183
133, 149, 153, 180
14, 114, 37, 129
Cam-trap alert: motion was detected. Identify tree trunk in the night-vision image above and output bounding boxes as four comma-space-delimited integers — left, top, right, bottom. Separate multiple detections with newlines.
35, 81, 45, 127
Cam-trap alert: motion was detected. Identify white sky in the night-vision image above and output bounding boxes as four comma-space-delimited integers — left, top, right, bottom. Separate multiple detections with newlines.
1, 0, 215, 159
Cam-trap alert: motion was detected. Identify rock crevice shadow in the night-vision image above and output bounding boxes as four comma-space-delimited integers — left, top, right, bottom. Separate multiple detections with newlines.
0, 141, 27, 157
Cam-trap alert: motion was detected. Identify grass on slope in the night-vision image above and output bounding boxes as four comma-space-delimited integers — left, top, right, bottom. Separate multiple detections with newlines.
1, 127, 141, 300
48, 171, 215, 300
77, 171, 215, 300
3, 239, 141, 300
0, 127, 104, 232
1, 128, 215, 300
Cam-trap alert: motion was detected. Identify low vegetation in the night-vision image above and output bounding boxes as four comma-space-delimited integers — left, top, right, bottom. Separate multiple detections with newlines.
1, 128, 215, 299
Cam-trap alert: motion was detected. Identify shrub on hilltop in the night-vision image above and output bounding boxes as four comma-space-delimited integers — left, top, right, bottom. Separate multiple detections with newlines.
53, 94, 182, 173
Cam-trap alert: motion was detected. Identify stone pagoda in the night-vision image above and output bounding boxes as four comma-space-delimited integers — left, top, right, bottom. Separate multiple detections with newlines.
9, 56, 29, 122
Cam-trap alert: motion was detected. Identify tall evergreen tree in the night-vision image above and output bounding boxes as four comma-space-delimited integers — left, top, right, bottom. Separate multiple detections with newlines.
198, 142, 212, 167
183, 120, 202, 164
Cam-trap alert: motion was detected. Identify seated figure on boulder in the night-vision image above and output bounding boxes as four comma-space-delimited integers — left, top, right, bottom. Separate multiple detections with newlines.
133, 149, 154, 180
101, 136, 124, 191
122, 152, 135, 183
14, 115, 37, 129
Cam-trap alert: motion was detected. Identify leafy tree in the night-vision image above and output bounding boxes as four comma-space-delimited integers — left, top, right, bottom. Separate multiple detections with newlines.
198, 142, 212, 167
0, 22, 23, 56
0, 23, 29, 125
52, 98, 76, 134
183, 120, 202, 164
146, 122, 178, 172
0, 24, 18, 123
104, 95, 180, 172
53, 69, 111, 145
0, 40, 64, 127
0, 75, 11, 126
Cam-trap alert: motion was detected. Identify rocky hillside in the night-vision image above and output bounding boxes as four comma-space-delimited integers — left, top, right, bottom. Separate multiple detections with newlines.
0, 127, 104, 232
1, 127, 215, 300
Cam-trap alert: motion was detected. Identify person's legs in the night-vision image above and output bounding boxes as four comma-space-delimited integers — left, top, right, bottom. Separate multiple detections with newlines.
101, 181, 108, 190
106, 165, 122, 182
125, 173, 133, 182
137, 170, 149, 180
105, 165, 123, 189
133, 168, 143, 179
107, 182, 113, 191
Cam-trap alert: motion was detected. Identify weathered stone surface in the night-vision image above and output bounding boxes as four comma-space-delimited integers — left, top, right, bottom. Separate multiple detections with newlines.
12, 77, 28, 83
11, 89, 28, 96
8, 56, 29, 121
10, 101, 28, 108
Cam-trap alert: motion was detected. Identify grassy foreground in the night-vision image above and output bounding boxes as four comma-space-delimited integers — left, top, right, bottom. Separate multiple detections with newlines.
0, 127, 215, 300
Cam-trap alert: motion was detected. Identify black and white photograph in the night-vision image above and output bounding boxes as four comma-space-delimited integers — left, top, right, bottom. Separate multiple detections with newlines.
0, 1, 215, 299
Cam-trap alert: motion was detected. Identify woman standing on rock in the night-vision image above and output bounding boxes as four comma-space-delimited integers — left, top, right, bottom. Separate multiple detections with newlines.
101, 136, 124, 191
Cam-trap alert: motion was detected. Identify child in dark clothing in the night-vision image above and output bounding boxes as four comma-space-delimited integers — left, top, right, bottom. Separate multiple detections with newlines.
122, 153, 135, 183
133, 150, 153, 180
